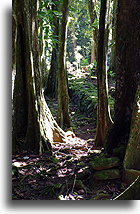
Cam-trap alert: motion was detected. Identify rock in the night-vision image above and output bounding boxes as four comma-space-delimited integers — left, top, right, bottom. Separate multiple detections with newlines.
89, 157, 121, 170
77, 189, 85, 195
93, 169, 121, 180
113, 145, 126, 160
91, 192, 111, 200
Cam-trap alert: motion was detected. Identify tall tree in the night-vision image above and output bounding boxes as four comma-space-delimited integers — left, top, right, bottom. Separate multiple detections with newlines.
105, 0, 139, 155
68, 19, 77, 63
95, 0, 113, 148
44, 0, 59, 98
57, 0, 71, 128
12, 0, 65, 154
124, 81, 140, 170
117, 82, 140, 200
109, 0, 117, 71
87, 0, 98, 63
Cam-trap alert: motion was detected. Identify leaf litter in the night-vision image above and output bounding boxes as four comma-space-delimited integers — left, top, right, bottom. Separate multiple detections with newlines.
12, 99, 127, 200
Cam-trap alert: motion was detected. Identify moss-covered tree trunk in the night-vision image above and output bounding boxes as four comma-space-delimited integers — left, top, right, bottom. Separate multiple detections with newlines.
116, 84, 140, 200
57, 0, 71, 129
105, 0, 139, 154
12, 0, 65, 154
124, 82, 140, 170
95, 0, 113, 148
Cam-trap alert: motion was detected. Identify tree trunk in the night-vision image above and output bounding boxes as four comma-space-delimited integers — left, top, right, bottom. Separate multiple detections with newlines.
109, 0, 117, 71
123, 82, 140, 171
88, 0, 98, 63
105, 0, 139, 154
12, 0, 65, 154
95, 0, 113, 148
44, 1, 59, 98
104, 0, 111, 59
69, 20, 77, 62
57, 0, 71, 129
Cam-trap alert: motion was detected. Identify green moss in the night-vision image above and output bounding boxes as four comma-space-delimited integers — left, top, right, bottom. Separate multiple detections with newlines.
90, 157, 121, 170
68, 73, 114, 117
93, 169, 121, 180
91, 192, 111, 200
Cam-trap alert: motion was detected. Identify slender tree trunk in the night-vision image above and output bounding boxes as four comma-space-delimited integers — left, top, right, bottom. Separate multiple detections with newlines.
44, 1, 59, 98
69, 20, 77, 62
57, 0, 71, 129
109, 0, 117, 71
12, 0, 65, 154
12, 0, 16, 78
105, 0, 139, 154
88, 0, 98, 63
104, 0, 111, 58
95, 0, 113, 148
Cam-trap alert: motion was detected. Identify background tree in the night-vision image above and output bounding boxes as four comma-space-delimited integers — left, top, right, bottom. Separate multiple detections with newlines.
95, 0, 113, 148
57, 0, 71, 128
67, 0, 91, 66
12, 0, 65, 154
105, 0, 139, 155
109, 0, 117, 72
87, 0, 98, 63
44, 0, 60, 98
67, 18, 77, 63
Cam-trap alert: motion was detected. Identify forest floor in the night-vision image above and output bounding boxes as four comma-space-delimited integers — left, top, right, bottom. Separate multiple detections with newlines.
12, 99, 126, 200
12, 66, 127, 200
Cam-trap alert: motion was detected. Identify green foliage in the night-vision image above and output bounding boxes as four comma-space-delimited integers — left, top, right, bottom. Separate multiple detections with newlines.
108, 70, 116, 79
38, 0, 61, 49
68, 71, 114, 117
68, 74, 98, 115
80, 58, 89, 66
92, 18, 99, 30
67, 0, 92, 64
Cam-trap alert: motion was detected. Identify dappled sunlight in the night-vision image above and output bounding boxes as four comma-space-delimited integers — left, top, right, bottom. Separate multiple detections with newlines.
12, 0, 139, 201
137, 99, 140, 113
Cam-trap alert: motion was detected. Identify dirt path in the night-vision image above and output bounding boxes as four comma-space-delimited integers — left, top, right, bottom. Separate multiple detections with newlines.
12, 67, 121, 200
12, 98, 126, 200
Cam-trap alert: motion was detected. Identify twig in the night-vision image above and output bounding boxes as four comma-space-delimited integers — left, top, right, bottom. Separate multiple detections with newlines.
71, 174, 77, 194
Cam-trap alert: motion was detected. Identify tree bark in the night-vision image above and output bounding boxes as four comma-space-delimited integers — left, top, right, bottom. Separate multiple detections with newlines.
69, 20, 77, 62
12, 0, 65, 154
95, 0, 113, 148
123, 82, 140, 171
88, 0, 98, 63
105, 0, 139, 154
109, 0, 117, 71
57, 0, 71, 129
44, 1, 59, 98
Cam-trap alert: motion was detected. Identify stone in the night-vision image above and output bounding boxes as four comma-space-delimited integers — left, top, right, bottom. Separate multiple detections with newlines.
91, 192, 111, 200
113, 145, 126, 160
93, 169, 121, 180
89, 157, 121, 170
